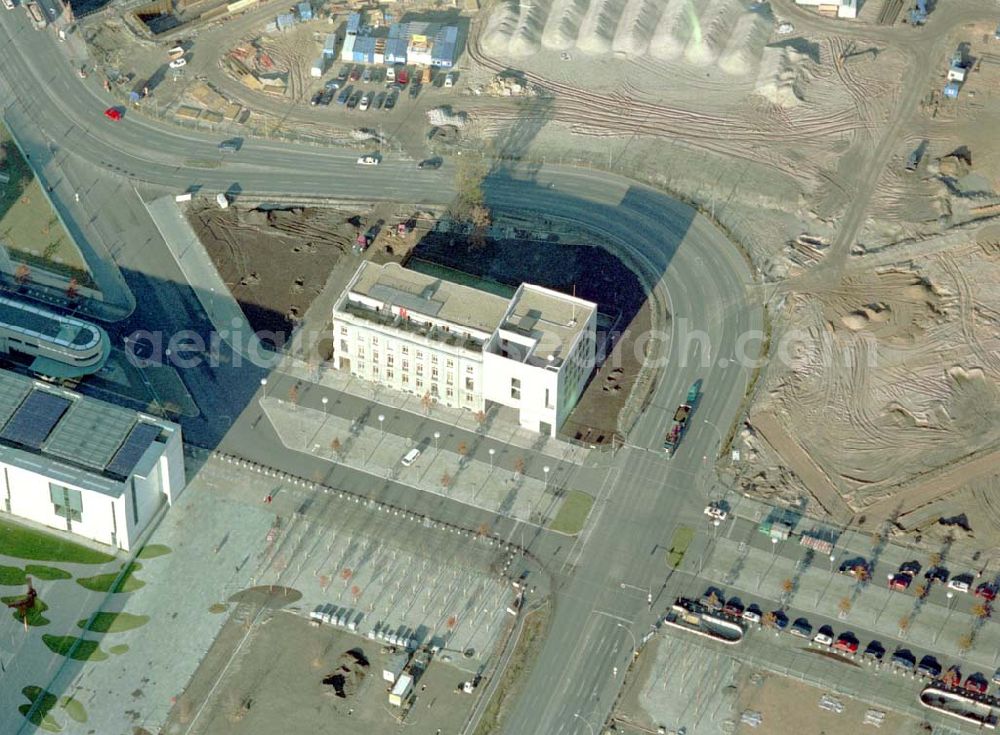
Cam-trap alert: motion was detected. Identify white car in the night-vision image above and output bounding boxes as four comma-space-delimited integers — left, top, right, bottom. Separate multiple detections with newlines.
947, 578, 971, 593
401, 448, 421, 466
358, 94, 370, 111
777, 21, 794, 35
356, 154, 380, 166
704, 504, 728, 522
813, 632, 833, 647
742, 609, 761, 625
169, 58, 187, 69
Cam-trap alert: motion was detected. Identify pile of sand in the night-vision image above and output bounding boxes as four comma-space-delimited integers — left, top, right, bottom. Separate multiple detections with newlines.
481, 0, 521, 56
541, 0, 589, 49
648, 0, 694, 60
611, 0, 663, 56
719, 8, 772, 76
576, 0, 627, 54
754, 46, 807, 107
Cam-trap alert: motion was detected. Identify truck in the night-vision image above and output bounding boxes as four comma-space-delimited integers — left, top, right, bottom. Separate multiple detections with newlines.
25, 1, 45, 28
663, 381, 700, 455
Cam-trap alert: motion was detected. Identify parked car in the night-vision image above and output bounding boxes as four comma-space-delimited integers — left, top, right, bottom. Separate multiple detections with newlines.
349, 67, 361, 81
356, 154, 380, 166
899, 560, 922, 577
409, 82, 421, 99
918, 655, 942, 678
169, 57, 187, 69
722, 598, 744, 617
218, 138, 242, 153
384, 90, 398, 110
103, 107, 122, 121
925, 566, 950, 584
965, 674, 988, 695
812, 630, 833, 647
444, 72, 455, 88
373, 91, 386, 109
975, 583, 997, 601
336, 86, 351, 105
401, 447, 421, 466
992, 667, 1000, 687
310, 91, 323, 106
948, 576, 973, 593
888, 574, 912, 591
833, 634, 859, 654
347, 91, 361, 109
743, 605, 762, 625
838, 558, 870, 578
417, 157, 442, 170
704, 502, 728, 522
770, 611, 789, 630
338, 65, 351, 81
863, 640, 885, 661
891, 648, 916, 671
361, 67, 371, 83
358, 94, 370, 111
790, 618, 812, 638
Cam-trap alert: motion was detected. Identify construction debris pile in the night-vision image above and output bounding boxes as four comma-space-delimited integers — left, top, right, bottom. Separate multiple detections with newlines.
426, 107, 468, 128
484, 73, 541, 97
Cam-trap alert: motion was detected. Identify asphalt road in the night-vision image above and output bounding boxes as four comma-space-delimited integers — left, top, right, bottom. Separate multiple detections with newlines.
0, 11, 761, 735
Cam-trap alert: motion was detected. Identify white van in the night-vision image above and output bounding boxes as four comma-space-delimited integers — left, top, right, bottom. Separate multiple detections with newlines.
386, 66, 395, 83
401, 448, 421, 466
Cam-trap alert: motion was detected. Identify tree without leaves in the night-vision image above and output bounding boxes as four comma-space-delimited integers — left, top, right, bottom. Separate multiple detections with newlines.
330, 437, 342, 454
972, 602, 991, 619
340, 568, 352, 582
14, 264, 30, 285
421, 392, 434, 413
319, 574, 330, 590
929, 552, 942, 567
514, 457, 526, 475
441, 472, 452, 489
761, 611, 777, 629
958, 633, 974, 653
706, 591, 721, 610
457, 441, 468, 456
477, 523, 491, 537
915, 583, 929, 599
288, 384, 299, 404
898, 615, 911, 634
473, 410, 487, 425
66, 277, 79, 300
838, 597, 852, 615
781, 579, 794, 594
351, 585, 361, 602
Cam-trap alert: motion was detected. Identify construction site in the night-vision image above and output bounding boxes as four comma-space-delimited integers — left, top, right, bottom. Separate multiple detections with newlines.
74, 0, 1000, 543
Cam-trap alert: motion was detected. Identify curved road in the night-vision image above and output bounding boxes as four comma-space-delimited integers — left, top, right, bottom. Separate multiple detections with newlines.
0, 10, 760, 735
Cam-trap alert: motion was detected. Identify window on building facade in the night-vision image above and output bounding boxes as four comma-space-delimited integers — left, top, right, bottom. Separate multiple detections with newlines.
416, 364, 424, 376
387, 354, 394, 367
372, 366, 379, 377
49, 483, 83, 524
386, 368, 394, 379
446, 373, 454, 385
511, 377, 521, 400
372, 336, 379, 345
431, 367, 439, 380
464, 392, 473, 403
465, 377, 474, 391
401, 345, 409, 355
402, 374, 409, 384
416, 378, 423, 389
340, 340, 348, 353
447, 359, 454, 369
466, 365, 474, 374
340, 326, 348, 335
446, 387, 454, 398
373, 351, 379, 362
431, 355, 438, 365
431, 384, 439, 397
402, 360, 409, 371
356, 345, 365, 357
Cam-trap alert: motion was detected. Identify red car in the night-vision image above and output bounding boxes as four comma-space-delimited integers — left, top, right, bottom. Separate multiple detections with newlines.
104, 107, 122, 121
965, 675, 988, 695
833, 635, 859, 654
975, 583, 997, 601
889, 574, 912, 591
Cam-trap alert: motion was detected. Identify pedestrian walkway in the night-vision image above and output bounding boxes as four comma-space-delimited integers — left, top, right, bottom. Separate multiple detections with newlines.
264, 397, 567, 526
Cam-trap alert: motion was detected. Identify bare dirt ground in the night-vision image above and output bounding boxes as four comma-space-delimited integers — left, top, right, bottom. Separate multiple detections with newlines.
190, 203, 358, 337
166, 606, 476, 735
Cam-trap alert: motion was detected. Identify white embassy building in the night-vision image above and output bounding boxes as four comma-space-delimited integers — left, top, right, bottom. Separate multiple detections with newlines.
0, 369, 185, 551
332, 262, 597, 437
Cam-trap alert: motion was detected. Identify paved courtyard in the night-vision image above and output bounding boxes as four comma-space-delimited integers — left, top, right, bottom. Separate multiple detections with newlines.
22, 456, 515, 735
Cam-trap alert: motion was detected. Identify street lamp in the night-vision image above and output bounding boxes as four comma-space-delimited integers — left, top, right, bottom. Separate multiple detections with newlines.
616, 622, 637, 660
378, 414, 385, 435
321, 396, 329, 413
572, 713, 596, 735
771, 537, 778, 556
488, 448, 495, 469
829, 554, 836, 574
713, 518, 721, 539
260, 377, 268, 398
543, 465, 550, 490
936, 591, 956, 644
433, 431, 440, 451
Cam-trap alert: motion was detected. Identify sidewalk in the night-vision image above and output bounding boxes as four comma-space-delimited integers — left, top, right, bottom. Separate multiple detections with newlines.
264, 397, 567, 526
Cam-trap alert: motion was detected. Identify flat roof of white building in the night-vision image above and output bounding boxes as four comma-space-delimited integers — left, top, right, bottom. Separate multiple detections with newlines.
346, 262, 509, 336
501, 284, 596, 365
0, 369, 177, 497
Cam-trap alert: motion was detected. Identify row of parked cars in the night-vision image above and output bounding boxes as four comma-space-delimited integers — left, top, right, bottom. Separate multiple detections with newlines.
700, 587, 1000, 696
839, 556, 997, 599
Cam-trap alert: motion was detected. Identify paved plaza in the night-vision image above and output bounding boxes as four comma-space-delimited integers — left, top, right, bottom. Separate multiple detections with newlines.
23, 456, 515, 735
264, 397, 568, 525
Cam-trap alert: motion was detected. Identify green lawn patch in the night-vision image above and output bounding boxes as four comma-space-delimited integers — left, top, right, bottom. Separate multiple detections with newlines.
137, 543, 172, 559
2, 594, 49, 626
41, 635, 108, 662
547, 490, 594, 535
0, 564, 27, 585
19, 686, 61, 732
77, 611, 149, 633
109, 644, 129, 655
59, 696, 87, 724
666, 526, 694, 568
25, 565, 72, 581
0, 518, 114, 564
75, 562, 144, 593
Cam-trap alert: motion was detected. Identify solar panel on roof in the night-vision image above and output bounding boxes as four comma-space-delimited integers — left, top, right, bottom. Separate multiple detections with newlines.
0, 391, 71, 450
106, 423, 161, 478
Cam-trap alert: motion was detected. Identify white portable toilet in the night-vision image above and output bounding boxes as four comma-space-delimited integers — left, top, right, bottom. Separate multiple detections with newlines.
216, 192, 229, 209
